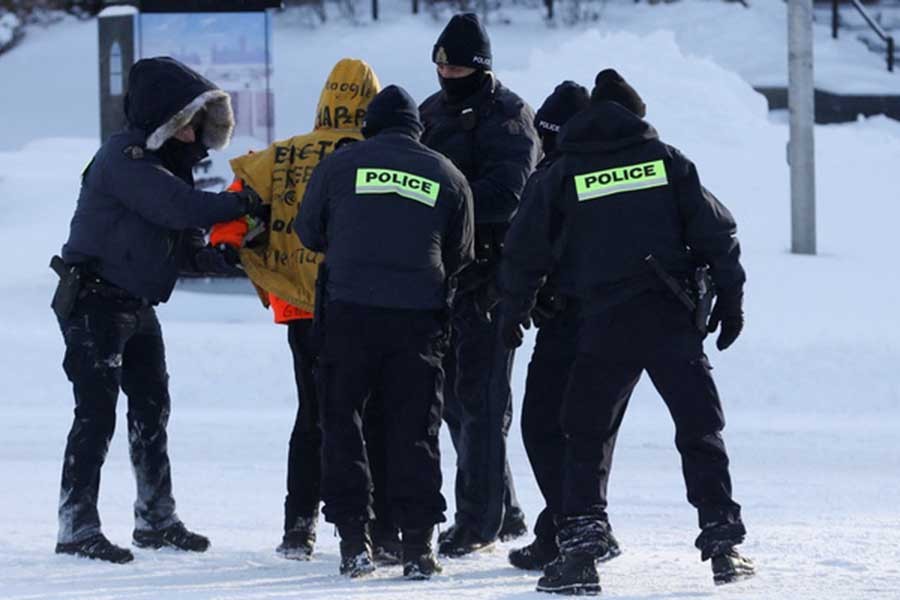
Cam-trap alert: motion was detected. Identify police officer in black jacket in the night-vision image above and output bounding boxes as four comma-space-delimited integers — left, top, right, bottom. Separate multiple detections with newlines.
53, 57, 266, 564
508, 81, 622, 573
500, 70, 755, 594
295, 85, 474, 580
419, 12, 539, 557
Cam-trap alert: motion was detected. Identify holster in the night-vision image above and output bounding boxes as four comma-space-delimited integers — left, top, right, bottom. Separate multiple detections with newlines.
49, 255, 82, 321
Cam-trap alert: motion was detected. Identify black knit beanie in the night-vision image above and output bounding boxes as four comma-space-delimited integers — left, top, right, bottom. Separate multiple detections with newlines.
534, 81, 590, 135
361, 85, 424, 139
590, 69, 646, 118
432, 13, 492, 70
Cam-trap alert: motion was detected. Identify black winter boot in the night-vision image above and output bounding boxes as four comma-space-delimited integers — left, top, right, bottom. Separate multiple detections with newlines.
509, 536, 559, 571
276, 514, 317, 561
402, 527, 442, 580
438, 523, 494, 557
133, 522, 210, 552
536, 553, 601, 595
711, 547, 755, 585
371, 521, 402, 566
498, 509, 528, 542
56, 533, 134, 564
338, 520, 376, 578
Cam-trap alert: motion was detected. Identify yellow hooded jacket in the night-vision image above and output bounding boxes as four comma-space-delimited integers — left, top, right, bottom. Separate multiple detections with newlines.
229, 58, 381, 314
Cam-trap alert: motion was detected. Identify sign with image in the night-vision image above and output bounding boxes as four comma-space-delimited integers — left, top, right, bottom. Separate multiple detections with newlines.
139, 11, 275, 190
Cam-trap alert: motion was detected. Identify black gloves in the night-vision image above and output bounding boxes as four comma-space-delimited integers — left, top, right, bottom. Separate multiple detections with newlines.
707, 288, 744, 351
532, 288, 566, 328
500, 311, 531, 349
192, 245, 243, 276
235, 183, 271, 223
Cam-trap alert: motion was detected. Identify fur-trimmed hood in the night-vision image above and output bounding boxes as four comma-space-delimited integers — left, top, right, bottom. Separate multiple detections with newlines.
124, 56, 235, 151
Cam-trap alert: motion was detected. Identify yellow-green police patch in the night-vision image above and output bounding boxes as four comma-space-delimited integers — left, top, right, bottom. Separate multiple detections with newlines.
574, 160, 668, 202
355, 168, 440, 207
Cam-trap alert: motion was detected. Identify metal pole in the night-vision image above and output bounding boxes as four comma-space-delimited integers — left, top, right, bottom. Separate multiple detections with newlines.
831, 0, 838, 39
889, 36, 895, 72
372, 0, 378, 20
789, 0, 817, 255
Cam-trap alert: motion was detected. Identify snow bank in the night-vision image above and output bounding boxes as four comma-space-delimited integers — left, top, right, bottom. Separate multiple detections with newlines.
0, 11, 21, 49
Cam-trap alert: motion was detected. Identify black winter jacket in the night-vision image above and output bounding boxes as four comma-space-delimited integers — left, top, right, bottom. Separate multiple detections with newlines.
61, 58, 248, 304
419, 74, 539, 226
500, 101, 746, 317
295, 127, 475, 311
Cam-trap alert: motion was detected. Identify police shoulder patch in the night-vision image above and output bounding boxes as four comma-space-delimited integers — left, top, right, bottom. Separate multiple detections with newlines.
123, 145, 145, 160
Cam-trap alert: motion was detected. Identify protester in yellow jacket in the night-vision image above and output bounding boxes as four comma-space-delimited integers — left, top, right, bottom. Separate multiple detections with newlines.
210, 59, 391, 561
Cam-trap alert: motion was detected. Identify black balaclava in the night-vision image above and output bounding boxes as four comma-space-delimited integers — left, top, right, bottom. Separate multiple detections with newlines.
433, 13, 492, 103
534, 80, 590, 156
361, 85, 424, 139
590, 68, 647, 118
439, 70, 488, 104
157, 112, 208, 184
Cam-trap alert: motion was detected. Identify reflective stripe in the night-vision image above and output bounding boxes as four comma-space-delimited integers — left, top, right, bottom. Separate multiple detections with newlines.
355, 168, 440, 207
574, 159, 668, 202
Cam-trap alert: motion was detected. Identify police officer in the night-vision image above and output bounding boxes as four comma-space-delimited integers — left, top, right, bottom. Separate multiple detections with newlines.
295, 85, 474, 579
508, 81, 622, 573
500, 69, 755, 594
52, 57, 266, 564
419, 12, 539, 556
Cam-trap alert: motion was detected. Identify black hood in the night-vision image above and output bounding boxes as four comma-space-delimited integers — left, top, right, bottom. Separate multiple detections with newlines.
558, 101, 658, 154
362, 85, 424, 139
124, 56, 235, 151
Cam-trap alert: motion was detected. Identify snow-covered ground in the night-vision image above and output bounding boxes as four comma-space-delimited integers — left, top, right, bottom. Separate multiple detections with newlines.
2, 2, 900, 599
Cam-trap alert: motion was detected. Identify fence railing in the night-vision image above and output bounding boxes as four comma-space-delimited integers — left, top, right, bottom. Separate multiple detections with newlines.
832, 0, 895, 72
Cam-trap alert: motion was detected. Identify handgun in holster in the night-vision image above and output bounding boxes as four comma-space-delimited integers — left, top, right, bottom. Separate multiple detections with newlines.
49, 255, 82, 321
645, 254, 713, 335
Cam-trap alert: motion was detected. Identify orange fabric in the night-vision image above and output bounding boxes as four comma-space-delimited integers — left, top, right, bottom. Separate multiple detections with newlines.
210, 178, 250, 248
270, 293, 313, 324
210, 219, 249, 248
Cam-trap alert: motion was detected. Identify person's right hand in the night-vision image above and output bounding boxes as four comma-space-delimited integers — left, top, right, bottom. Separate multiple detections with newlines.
235, 183, 270, 222
707, 288, 744, 351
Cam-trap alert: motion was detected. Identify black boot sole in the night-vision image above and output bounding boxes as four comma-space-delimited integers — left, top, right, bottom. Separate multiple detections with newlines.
714, 564, 756, 585
276, 546, 313, 561
55, 544, 134, 564
535, 582, 602, 595
132, 537, 209, 552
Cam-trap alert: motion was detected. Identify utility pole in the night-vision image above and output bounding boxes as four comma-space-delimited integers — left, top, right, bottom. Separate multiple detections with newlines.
788, 0, 817, 255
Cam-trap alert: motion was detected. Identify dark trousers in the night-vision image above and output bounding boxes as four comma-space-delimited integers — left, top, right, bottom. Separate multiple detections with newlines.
443, 293, 523, 541
317, 301, 447, 530
284, 319, 321, 530
561, 292, 745, 555
521, 305, 623, 542
57, 299, 179, 544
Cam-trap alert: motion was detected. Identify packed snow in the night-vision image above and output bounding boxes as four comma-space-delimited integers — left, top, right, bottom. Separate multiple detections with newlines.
1, 2, 900, 599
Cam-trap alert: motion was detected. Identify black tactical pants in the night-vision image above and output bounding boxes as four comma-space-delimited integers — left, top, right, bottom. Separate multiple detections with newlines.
521, 305, 624, 542
318, 301, 447, 530
284, 319, 321, 530
57, 298, 179, 544
561, 292, 745, 556
443, 293, 523, 541
284, 319, 393, 533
